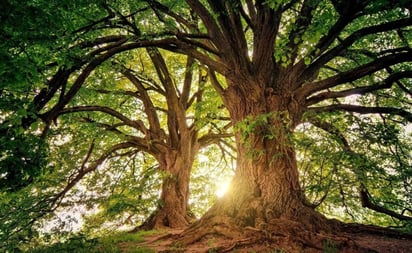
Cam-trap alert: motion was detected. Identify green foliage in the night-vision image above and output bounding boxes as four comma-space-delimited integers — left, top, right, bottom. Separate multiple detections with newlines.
297, 111, 412, 228
0, 185, 55, 250
234, 112, 293, 161
264, 0, 290, 10
323, 239, 338, 253
0, 129, 50, 191
25, 231, 156, 253
235, 112, 290, 143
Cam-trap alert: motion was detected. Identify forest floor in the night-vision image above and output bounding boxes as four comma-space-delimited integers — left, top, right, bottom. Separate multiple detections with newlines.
119, 226, 412, 253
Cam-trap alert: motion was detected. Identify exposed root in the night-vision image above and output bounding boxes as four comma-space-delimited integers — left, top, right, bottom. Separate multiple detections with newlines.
220, 237, 256, 252
175, 215, 246, 245
161, 196, 412, 252
129, 208, 194, 233
170, 213, 412, 252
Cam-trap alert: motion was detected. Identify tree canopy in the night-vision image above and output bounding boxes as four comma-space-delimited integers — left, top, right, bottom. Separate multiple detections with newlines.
1, 0, 412, 251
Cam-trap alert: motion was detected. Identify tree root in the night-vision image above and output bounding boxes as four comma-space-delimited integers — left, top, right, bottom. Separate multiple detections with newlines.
172, 213, 412, 252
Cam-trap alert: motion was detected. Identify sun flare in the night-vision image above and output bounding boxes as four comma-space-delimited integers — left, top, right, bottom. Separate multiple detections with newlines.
216, 179, 231, 198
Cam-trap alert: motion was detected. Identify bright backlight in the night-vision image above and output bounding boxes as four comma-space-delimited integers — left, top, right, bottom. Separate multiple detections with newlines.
216, 179, 231, 198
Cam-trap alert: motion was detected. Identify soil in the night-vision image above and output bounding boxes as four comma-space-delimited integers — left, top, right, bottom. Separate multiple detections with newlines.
119, 226, 412, 253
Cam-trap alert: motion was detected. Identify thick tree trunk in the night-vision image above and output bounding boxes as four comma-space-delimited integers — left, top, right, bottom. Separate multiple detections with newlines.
212, 82, 316, 224
140, 152, 194, 229
177, 82, 342, 251
139, 130, 199, 230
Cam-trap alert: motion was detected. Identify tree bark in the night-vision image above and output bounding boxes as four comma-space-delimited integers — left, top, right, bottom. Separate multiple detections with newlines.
139, 130, 199, 230
177, 79, 340, 250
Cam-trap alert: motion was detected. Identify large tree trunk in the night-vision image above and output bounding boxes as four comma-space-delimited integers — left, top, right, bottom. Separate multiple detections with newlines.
139, 130, 199, 230
210, 80, 321, 222
177, 80, 342, 251
140, 152, 194, 229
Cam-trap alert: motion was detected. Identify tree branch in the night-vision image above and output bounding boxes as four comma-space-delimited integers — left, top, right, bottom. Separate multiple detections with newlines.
306, 70, 412, 106
308, 104, 412, 122
300, 17, 412, 84
51, 142, 135, 210
147, 48, 186, 147
181, 56, 196, 108
145, 0, 196, 31
39, 40, 143, 123
305, 115, 350, 150
360, 185, 412, 221
198, 132, 233, 149
287, 0, 319, 64
302, 50, 412, 97
78, 117, 126, 136
121, 67, 163, 136
59, 105, 147, 132
185, 0, 225, 47
209, 69, 225, 97
306, 1, 366, 63
306, 115, 412, 221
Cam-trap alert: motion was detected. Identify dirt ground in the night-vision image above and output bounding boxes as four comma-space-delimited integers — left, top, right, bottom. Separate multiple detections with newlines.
118, 228, 412, 253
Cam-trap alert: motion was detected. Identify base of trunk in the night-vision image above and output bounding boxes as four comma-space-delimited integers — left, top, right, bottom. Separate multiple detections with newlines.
132, 208, 196, 231
176, 205, 334, 251
174, 200, 411, 252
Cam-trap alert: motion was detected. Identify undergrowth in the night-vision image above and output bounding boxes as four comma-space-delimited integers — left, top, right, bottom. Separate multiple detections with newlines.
23, 230, 157, 253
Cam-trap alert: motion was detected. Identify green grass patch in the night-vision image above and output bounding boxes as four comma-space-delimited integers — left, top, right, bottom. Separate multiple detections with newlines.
25, 231, 158, 253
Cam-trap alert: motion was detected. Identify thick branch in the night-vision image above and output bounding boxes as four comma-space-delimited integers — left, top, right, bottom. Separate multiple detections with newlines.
33, 68, 75, 113
181, 56, 196, 108
308, 104, 412, 122
306, 70, 412, 106
252, 2, 279, 72
360, 186, 412, 221
210, 0, 250, 68
147, 48, 189, 147
174, 32, 220, 56
185, 0, 225, 47
59, 105, 147, 132
300, 17, 412, 84
198, 132, 233, 149
122, 68, 162, 135
208, 70, 225, 97
303, 50, 412, 97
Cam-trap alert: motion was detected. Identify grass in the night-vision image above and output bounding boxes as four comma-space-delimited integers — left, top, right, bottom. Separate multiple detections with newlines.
323, 239, 338, 253
25, 231, 157, 253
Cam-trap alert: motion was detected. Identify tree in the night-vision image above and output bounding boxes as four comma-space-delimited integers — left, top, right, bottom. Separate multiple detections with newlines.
53, 47, 231, 229
95, 0, 412, 250
1, 0, 232, 244
2, 0, 412, 251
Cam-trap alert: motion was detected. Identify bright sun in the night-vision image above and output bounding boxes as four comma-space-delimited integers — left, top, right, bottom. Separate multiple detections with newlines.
216, 179, 231, 198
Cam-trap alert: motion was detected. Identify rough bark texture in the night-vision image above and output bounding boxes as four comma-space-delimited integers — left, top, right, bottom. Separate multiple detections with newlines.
131, 49, 203, 230
140, 147, 197, 229
171, 79, 407, 252
176, 78, 341, 250
125, 1, 412, 250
